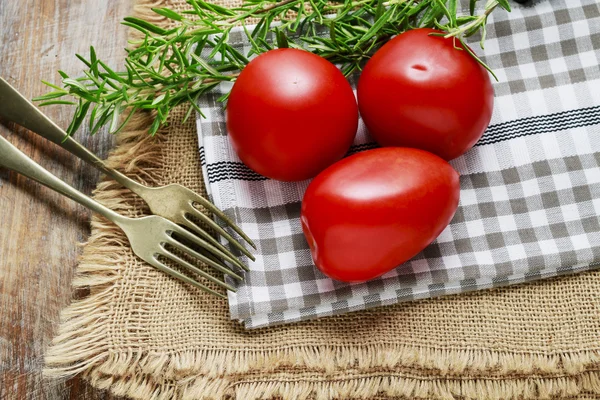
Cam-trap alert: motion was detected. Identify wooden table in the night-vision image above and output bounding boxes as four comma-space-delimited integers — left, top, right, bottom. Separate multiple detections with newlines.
0, 1, 132, 398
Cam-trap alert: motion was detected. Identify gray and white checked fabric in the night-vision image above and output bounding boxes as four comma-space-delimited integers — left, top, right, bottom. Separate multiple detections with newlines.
197, 0, 600, 329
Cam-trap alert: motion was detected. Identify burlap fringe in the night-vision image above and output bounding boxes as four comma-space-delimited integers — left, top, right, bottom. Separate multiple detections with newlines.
227, 371, 600, 400
43, 0, 600, 398
59, 362, 600, 400
104, 346, 600, 378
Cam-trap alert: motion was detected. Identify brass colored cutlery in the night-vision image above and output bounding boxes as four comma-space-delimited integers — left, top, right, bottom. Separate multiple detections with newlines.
0, 77, 254, 298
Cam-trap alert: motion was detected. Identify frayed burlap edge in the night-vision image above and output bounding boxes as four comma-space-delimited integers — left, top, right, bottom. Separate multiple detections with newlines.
71, 365, 600, 400
43, 0, 600, 399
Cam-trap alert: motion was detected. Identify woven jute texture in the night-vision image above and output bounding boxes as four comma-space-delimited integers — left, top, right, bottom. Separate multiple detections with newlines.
44, 0, 600, 398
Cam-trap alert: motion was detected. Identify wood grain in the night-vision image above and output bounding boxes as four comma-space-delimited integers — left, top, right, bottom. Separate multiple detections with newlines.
0, 1, 131, 399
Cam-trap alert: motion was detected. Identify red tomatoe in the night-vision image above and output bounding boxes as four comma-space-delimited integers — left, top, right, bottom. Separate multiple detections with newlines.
301, 147, 460, 282
357, 28, 494, 161
226, 48, 359, 182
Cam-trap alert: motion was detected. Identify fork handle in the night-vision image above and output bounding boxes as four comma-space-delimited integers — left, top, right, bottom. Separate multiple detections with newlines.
0, 133, 126, 225
0, 77, 146, 194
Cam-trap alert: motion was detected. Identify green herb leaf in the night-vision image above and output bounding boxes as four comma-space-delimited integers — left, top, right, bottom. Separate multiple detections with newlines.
152, 7, 184, 21
433, 0, 453, 25
354, 7, 394, 49
151, 93, 166, 105
40, 80, 66, 91
37, 100, 77, 106
495, 0, 511, 12
66, 100, 91, 136
123, 17, 169, 35
63, 78, 89, 92
448, 0, 457, 26
375, 0, 385, 21
275, 29, 289, 48
32, 91, 68, 101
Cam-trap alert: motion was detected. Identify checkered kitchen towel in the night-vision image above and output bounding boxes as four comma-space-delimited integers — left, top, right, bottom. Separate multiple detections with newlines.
197, 0, 600, 329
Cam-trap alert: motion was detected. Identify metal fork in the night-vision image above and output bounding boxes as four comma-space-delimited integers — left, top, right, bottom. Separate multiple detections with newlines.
0, 77, 255, 265
0, 132, 241, 298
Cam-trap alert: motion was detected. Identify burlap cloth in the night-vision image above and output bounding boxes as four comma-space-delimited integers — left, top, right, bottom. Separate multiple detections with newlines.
45, 0, 600, 398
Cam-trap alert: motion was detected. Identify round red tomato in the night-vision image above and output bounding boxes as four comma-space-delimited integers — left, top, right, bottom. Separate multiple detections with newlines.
226, 48, 358, 182
301, 147, 460, 282
357, 28, 494, 161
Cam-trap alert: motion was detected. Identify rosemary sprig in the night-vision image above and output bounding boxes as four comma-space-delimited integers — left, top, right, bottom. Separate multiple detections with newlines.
34, 0, 509, 136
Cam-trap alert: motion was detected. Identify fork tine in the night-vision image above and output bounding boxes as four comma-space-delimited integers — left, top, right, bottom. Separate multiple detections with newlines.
166, 236, 244, 281
191, 196, 257, 249
202, 250, 239, 276
173, 225, 251, 272
170, 225, 249, 271
160, 250, 237, 292
184, 207, 256, 261
178, 212, 253, 266
147, 257, 227, 299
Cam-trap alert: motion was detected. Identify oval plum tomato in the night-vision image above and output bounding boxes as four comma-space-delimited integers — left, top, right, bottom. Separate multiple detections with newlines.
301, 147, 460, 282
357, 28, 494, 161
226, 48, 359, 182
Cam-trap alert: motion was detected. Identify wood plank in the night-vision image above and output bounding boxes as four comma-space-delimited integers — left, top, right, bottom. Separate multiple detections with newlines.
0, 1, 132, 398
